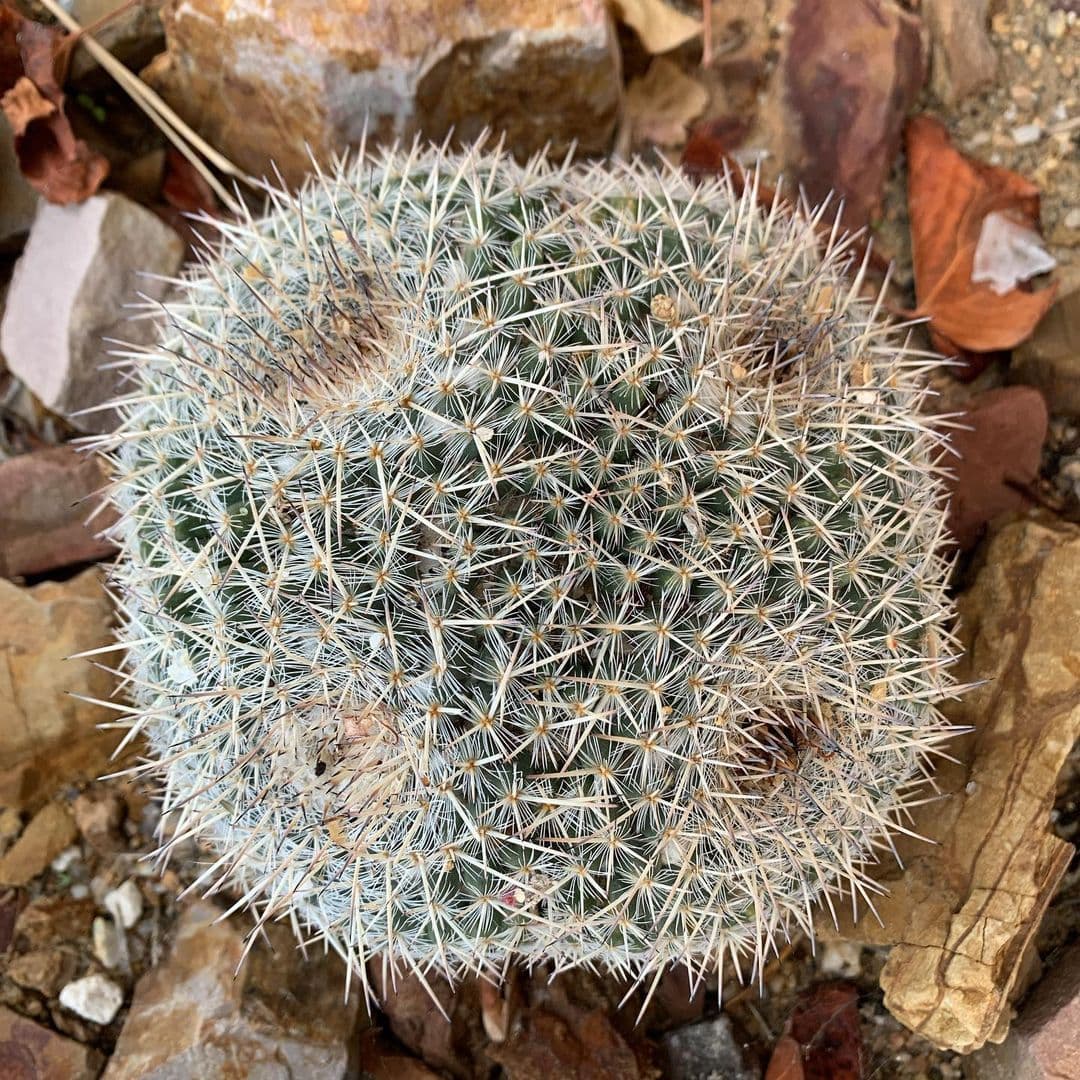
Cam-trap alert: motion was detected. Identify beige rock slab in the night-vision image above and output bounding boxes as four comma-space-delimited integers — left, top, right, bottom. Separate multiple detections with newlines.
104, 899, 367, 1079
828, 514, 1080, 1053
0, 566, 120, 810
143, 0, 622, 187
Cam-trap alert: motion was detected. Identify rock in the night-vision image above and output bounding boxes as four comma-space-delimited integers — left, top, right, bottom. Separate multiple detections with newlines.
355, 1030, 443, 1080
67, 0, 165, 82
816, 940, 864, 978
71, 788, 125, 852
142, 0, 622, 188
0, 447, 118, 579
49, 846, 81, 874
830, 514, 1080, 1052
660, 1015, 759, 1080
923, 0, 998, 104
103, 880, 142, 930
0, 1004, 104, 1079
945, 385, 1048, 550
1011, 285, 1080, 417
757, 0, 925, 231
14, 897, 97, 949
103, 899, 365, 1079
0, 194, 184, 434
766, 983, 861, 1080
968, 942, 1080, 1080
7, 947, 77, 997
0, 803, 78, 887
0, 116, 37, 250
0, 566, 120, 811
58, 973, 124, 1025
92, 916, 125, 970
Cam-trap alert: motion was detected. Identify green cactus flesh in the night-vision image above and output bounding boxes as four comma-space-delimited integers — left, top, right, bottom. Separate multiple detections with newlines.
104, 144, 957, 994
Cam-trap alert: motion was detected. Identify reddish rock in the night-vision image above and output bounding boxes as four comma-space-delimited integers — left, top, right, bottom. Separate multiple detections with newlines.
104, 899, 366, 1079
761, 0, 925, 231
0, 447, 117, 579
945, 386, 1048, 550
0, 1005, 103, 1080
968, 942, 1080, 1080
143, 0, 622, 189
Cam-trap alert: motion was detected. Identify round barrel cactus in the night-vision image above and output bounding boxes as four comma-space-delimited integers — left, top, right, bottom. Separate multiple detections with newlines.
101, 142, 957, 997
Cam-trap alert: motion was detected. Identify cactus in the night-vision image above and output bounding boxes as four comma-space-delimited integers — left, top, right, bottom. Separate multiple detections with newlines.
99, 140, 957, 999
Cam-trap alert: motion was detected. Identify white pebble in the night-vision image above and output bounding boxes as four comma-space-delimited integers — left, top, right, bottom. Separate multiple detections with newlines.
69, 883, 90, 900
817, 940, 863, 977
1064, 209, 1080, 231
104, 879, 143, 929
92, 916, 124, 969
50, 846, 81, 873
1011, 123, 1043, 146
59, 974, 123, 1025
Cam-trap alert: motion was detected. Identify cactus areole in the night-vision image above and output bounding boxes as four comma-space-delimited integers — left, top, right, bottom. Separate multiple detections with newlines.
104, 143, 957, 999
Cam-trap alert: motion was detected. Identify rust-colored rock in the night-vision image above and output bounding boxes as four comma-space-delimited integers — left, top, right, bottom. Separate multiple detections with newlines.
760, 0, 924, 230
827, 514, 1080, 1053
945, 385, 1048, 550
0, 566, 120, 811
103, 898, 366, 1079
0, 1005, 103, 1080
0, 446, 116, 579
143, 0, 622, 188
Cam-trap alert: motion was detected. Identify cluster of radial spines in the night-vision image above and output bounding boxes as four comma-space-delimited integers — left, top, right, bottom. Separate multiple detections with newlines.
99, 138, 958, 1000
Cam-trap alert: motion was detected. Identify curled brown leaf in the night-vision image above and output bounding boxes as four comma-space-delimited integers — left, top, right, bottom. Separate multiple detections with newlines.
906, 114, 1056, 356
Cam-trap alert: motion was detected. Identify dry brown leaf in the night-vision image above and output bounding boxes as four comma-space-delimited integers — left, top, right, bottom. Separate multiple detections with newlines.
610, 0, 701, 54
906, 114, 1057, 354
624, 57, 707, 147
0, 3, 108, 204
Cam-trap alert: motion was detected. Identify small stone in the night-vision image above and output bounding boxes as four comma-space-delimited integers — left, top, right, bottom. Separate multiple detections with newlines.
1047, 9, 1067, 39
0, 193, 184, 434
92, 915, 125, 969
104, 880, 143, 930
817, 939, 864, 977
1011, 287, 1080, 417
660, 1015, 760, 1080
72, 788, 126, 852
1064, 208, 1080, 230
924, 0, 999, 104
50, 845, 82, 874
59, 973, 124, 1025
7, 946, 76, 996
1011, 123, 1043, 145
0, 802, 78, 887
0, 446, 118, 579
14, 896, 97, 948
0, 1004, 103, 1079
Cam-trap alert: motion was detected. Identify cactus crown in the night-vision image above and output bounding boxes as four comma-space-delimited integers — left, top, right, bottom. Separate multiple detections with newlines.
101, 140, 956, 1000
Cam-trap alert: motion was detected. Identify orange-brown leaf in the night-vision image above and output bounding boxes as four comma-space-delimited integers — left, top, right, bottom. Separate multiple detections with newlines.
906, 114, 1056, 354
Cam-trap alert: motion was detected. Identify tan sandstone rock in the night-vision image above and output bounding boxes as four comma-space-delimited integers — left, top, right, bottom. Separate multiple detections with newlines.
104, 899, 367, 1079
0, 566, 120, 810
143, 0, 623, 188
826, 514, 1080, 1053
